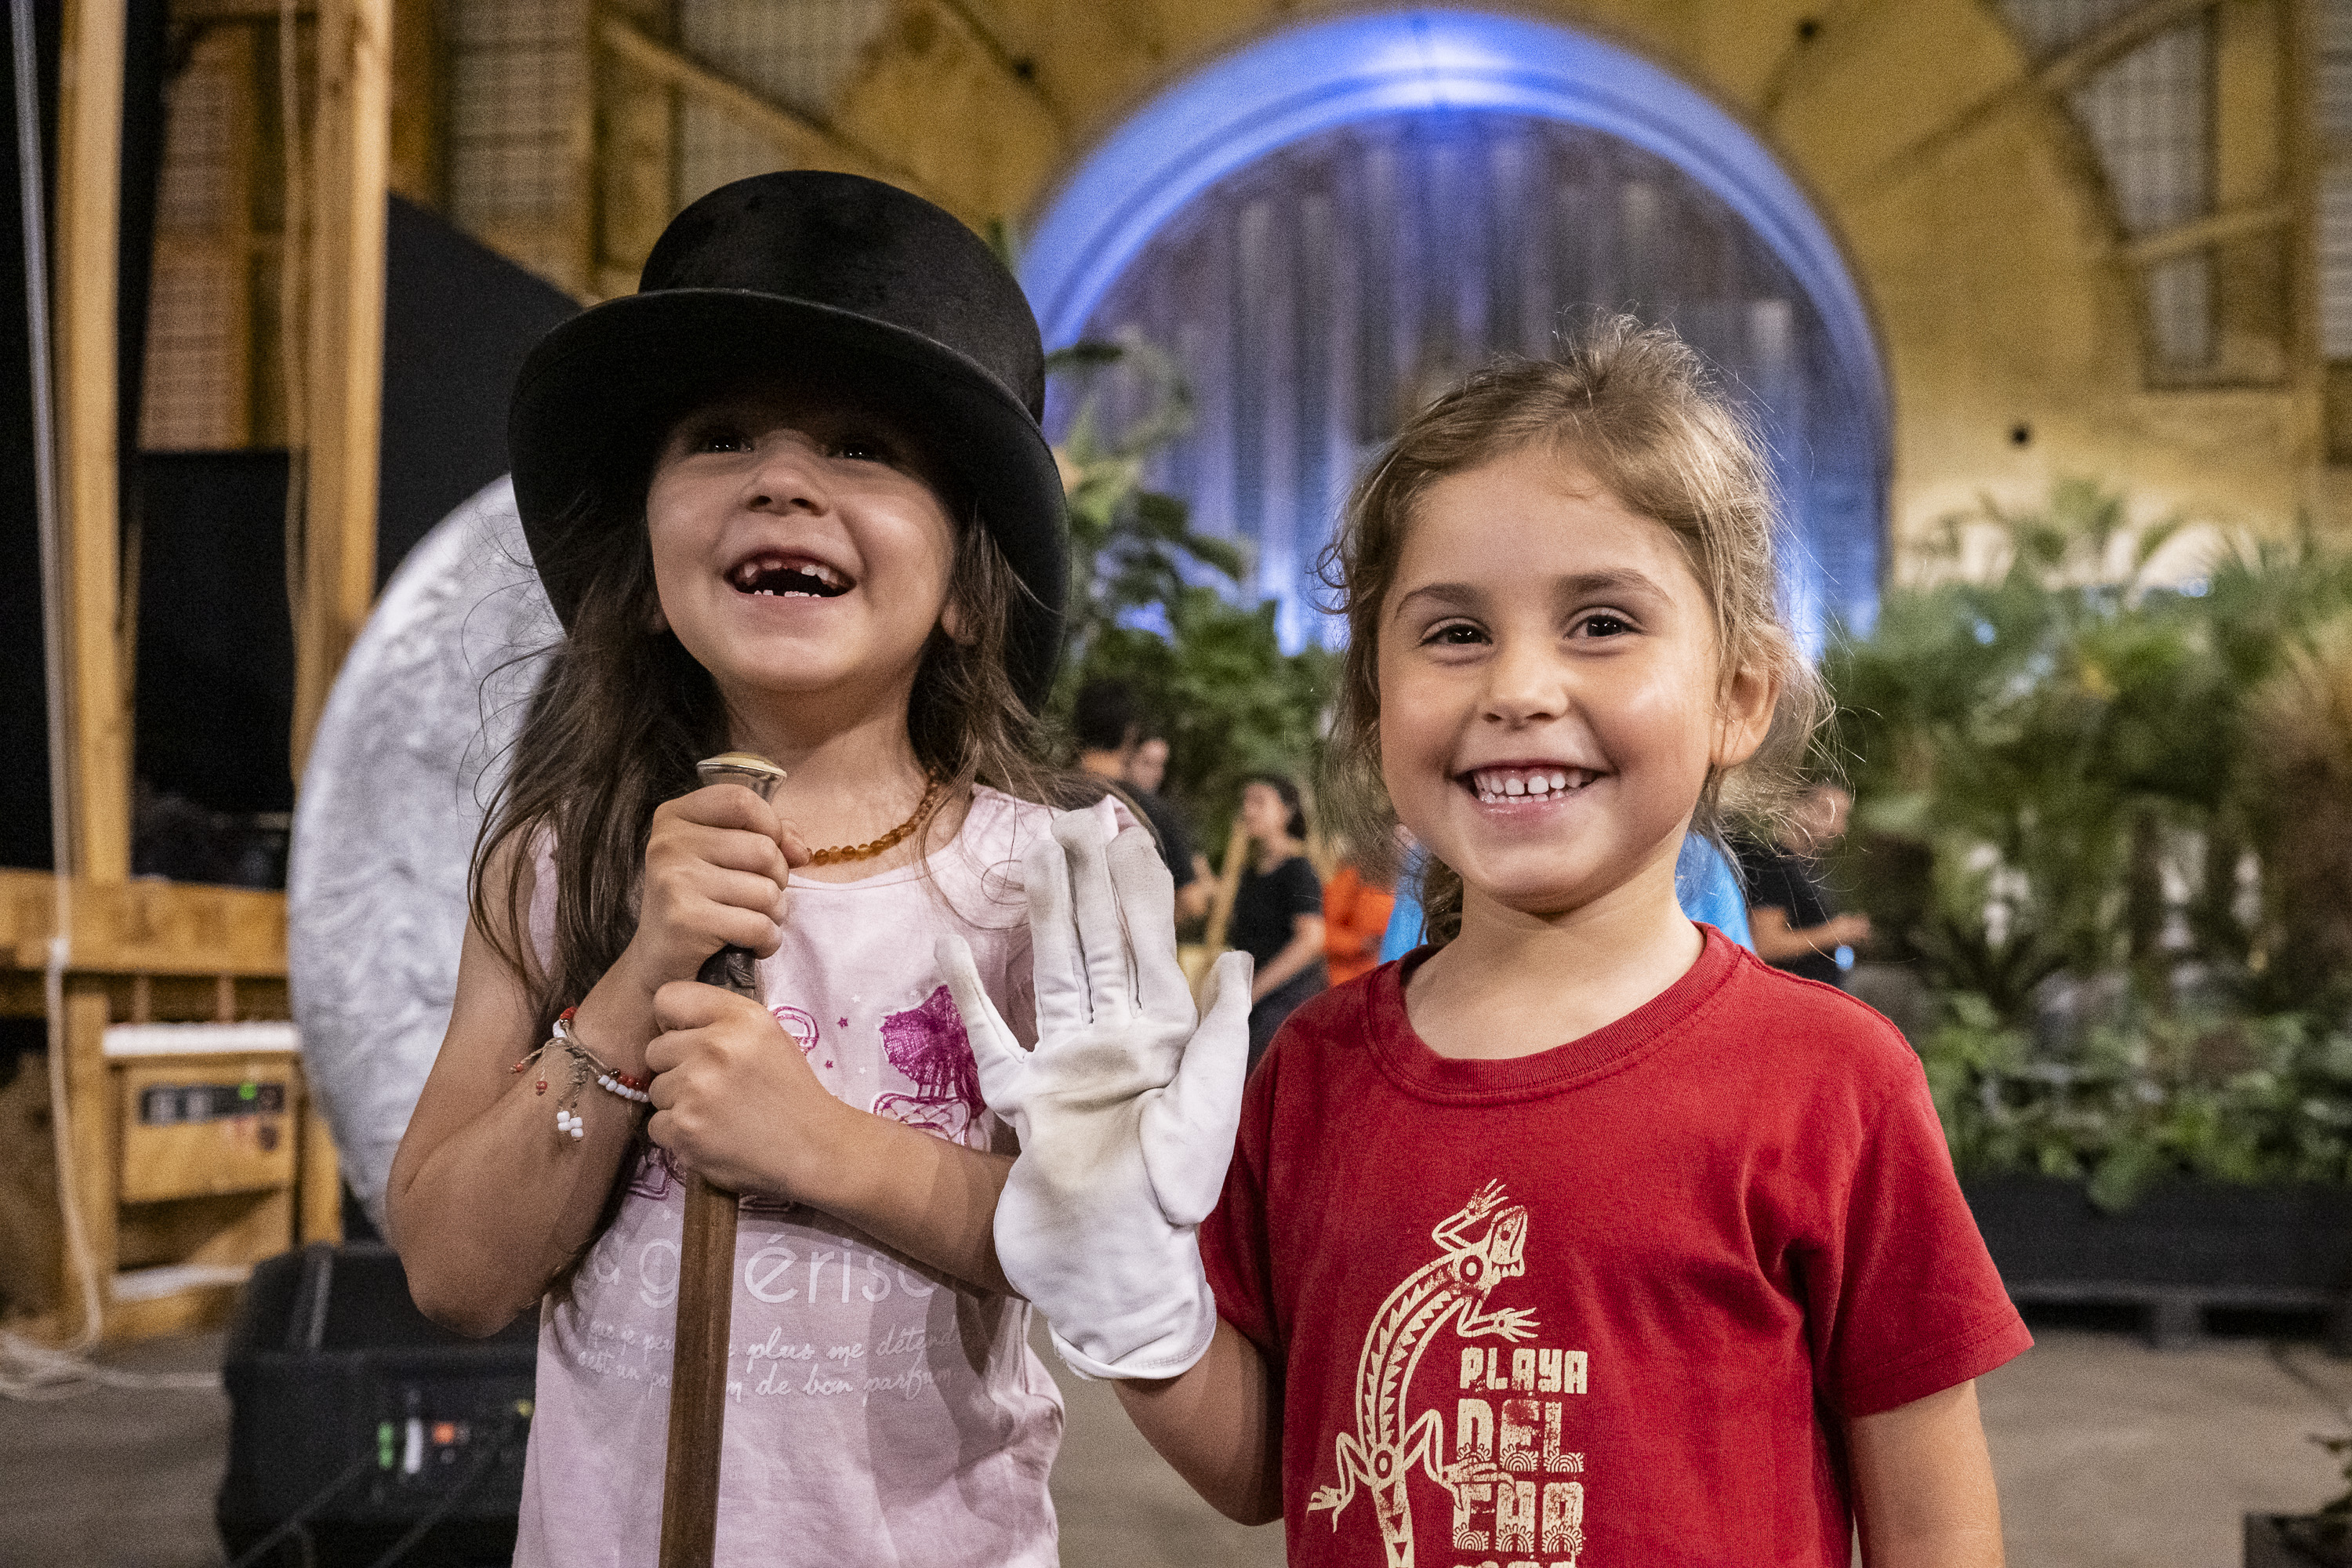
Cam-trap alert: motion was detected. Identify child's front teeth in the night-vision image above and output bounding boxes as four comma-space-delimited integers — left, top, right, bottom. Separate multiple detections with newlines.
1474, 768, 1584, 802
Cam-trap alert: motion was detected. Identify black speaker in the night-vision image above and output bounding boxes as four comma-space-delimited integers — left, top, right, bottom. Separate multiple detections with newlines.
216, 1243, 537, 1567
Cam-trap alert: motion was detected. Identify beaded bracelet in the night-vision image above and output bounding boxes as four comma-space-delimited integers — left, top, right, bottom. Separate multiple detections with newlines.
556, 1013, 652, 1103
512, 1008, 652, 1143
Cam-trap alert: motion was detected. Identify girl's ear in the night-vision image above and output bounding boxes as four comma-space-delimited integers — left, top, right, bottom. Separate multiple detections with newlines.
1711, 652, 1778, 769
647, 601, 670, 634
939, 599, 978, 648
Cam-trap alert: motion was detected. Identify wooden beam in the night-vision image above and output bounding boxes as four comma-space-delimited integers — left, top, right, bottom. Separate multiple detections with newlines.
0, 873, 290, 978
289, 0, 391, 775
915, 0, 1061, 123
1838, 1, 2230, 230
54, 0, 132, 884
595, 0, 679, 285
2120, 200, 2293, 267
2036, 0, 2218, 98
593, 12, 941, 202
386, 0, 438, 209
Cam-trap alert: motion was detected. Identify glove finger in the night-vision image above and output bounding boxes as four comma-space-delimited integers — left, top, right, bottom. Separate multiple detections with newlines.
1107, 825, 1192, 1026
936, 935, 1027, 1112
1054, 808, 1134, 1022
1019, 826, 1088, 1037
1139, 949, 1254, 1226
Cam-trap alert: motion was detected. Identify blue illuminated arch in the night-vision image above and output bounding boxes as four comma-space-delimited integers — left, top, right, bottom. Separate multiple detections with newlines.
1019, 8, 1887, 452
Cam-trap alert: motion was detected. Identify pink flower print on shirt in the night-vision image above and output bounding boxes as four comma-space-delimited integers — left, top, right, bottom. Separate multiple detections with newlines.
871, 985, 986, 1144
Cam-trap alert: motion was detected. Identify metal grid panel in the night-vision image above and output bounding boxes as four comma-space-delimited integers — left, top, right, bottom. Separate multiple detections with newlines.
156, 56, 235, 231
2321, 2, 2352, 362
2069, 22, 2212, 235
142, 33, 245, 450
1071, 112, 1883, 650
2067, 21, 2214, 368
447, 0, 580, 46
2322, 169, 2352, 360
448, 0, 586, 225
677, 104, 780, 210
2325, 0, 2352, 140
2000, 0, 2149, 59
675, 0, 892, 204
140, 250, 241, 451
680, 0, 891, 117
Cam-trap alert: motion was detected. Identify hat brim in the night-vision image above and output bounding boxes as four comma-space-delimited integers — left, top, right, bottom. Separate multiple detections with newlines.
508, 289, 1069, 710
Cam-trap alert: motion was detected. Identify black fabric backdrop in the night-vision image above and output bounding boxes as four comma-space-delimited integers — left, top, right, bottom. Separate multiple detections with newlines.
131, 200, 578, 822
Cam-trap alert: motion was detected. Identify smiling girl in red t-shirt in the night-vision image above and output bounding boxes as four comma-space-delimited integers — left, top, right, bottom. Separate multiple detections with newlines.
1093, 320, 2031, 1566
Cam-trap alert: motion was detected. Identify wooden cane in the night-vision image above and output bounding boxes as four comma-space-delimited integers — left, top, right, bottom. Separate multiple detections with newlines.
659, 752, 787, 1568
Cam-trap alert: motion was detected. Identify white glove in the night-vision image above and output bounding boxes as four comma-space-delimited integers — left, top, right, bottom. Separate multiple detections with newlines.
937, 809, 1252, 1380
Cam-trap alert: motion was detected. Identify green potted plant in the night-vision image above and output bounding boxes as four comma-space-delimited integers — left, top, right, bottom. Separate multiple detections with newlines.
1823, 484, 2352, 1339
1044, 334, 1336, 843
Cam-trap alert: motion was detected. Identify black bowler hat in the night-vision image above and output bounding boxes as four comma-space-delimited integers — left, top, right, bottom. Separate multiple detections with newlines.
508, 171, 1068, 708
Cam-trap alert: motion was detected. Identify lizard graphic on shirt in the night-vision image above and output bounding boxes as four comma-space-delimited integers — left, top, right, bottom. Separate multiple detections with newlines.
1308, 1179, 1538, 1567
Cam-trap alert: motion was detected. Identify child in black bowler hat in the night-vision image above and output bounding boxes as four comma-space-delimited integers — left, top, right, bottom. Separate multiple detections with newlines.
383, 172, 1245, 1566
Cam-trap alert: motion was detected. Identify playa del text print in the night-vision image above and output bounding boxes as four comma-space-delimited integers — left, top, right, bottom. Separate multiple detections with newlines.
1310, 1180, 1588, 1568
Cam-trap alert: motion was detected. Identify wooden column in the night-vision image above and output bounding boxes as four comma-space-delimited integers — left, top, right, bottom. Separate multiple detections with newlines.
291, 0, 392, 775
53, 0, 132, 883
297, 1084, 343, 1244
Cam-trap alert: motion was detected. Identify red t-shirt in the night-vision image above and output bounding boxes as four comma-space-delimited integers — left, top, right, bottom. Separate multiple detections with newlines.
1200, 928, 2030, 1567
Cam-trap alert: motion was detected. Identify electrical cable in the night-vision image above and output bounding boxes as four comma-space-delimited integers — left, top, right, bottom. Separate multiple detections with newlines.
221, 1451, 375, 1568
0, 0, 96, 1400
0, 0, 217, 1404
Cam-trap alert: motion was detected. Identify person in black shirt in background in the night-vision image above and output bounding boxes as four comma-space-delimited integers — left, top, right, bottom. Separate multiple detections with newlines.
1072, 680, 1210, 924
1127, 724, 1218, 895
1230, 773, 1327, 1070
1735, 782, 1872, 987
1127, 728, 1171, 793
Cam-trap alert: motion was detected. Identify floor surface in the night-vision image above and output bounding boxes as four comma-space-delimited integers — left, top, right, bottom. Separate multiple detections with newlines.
6, 1319, 2351, 1566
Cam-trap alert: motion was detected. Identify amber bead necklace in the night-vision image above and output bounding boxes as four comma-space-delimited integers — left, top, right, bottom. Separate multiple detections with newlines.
804, 774, 948, 866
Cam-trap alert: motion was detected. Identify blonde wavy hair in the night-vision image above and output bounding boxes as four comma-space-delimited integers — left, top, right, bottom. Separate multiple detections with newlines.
1319, 315, 1829, 946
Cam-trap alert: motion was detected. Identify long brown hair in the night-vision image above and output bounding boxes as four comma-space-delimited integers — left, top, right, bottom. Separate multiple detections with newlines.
1319, 316, 1828, 946
471, 445, 1087, 1033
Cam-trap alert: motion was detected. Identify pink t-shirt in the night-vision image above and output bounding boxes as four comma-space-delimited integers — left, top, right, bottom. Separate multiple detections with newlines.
514, 786, 1094, 1567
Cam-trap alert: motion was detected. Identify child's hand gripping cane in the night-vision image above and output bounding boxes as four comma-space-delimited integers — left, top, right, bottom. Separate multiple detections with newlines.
938, 810, 1253, 1380
659, 752, 786, 1568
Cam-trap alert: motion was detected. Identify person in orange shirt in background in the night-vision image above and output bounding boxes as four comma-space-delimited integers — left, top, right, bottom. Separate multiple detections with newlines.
1321, 848, 1396, 988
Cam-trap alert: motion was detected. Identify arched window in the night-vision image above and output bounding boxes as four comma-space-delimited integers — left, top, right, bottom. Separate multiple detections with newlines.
1069, 113, 1880, 652
1025, 11, 1888, 652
